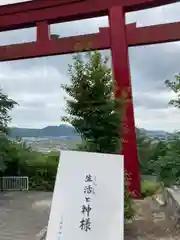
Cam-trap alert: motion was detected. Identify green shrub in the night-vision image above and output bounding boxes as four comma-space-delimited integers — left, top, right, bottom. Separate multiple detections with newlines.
141, 180, 160, 198
26, 152, 59, 191
124, 173, 135, 220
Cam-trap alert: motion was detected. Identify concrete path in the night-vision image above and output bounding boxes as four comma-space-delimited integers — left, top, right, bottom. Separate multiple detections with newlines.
0, 191, 52, 240
0, 191, 180, 239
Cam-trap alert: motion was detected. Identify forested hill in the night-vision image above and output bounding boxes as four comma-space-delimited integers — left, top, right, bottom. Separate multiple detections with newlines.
8, 124, 169, 139
9, 124, 77, 138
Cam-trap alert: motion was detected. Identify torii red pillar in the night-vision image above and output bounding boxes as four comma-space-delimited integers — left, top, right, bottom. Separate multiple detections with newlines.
109, 6, 140, 197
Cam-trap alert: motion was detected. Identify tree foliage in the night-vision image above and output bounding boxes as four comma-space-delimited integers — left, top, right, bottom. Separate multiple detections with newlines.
1, 138, 59, 191
161, 74, 180, 184
165, 74, 180, 108
136, 128, 168, 175
154, 133, 180, 186
0, 87, 17, 173
137, 129, 180, 186
0, 88, 17, 135
136, 128, 154, 173
61, 51, 124, 154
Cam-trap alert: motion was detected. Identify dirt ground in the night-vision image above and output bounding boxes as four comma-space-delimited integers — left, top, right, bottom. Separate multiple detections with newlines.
125, 197, 180, 239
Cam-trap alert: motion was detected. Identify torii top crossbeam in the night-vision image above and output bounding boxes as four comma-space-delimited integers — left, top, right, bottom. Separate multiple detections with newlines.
0, 0, 177, 31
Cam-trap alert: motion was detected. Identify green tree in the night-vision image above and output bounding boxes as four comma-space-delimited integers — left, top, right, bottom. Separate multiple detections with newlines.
26, 151, 59, 191
0, 88, 17, 174
0, 88, 17, 135
150, 140, 167, 163
62, 51, 134, 219
154, 133, 180, 186
3, 140, 35, 176
162, 74, 180, 184
136, 128, 168, 175
136, 128, 153, 173
165, 74, 180, 108
147, 75, 180, 185
0, 136, 9, 173
61, 51, 124, 154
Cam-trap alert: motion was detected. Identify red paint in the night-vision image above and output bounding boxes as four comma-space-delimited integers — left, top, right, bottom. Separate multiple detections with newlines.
0, 0, 176, 31
0, 0, 89, 16
36, 21, 50, 42
1, 21, 180, 61
0, 0, 175, 16
109, 6, 140, 198
127, 22, 180, 46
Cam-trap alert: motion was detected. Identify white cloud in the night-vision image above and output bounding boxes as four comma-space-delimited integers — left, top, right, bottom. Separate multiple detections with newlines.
126, 2, 180, 26
135, 107, 180, 132
0, 61, 68, 128
0, 63, 67, 96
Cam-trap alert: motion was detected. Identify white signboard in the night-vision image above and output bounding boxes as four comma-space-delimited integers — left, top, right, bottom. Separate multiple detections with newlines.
46, 150, 124, 240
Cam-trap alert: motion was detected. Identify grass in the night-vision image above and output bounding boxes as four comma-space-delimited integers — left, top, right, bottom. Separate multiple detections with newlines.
141, 180, 162, 198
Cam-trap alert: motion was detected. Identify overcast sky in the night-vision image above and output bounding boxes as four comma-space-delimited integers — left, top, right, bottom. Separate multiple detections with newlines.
0, 1, 180, 132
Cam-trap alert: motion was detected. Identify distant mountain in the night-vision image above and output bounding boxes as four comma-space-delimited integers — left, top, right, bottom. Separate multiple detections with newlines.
8, 124, 171, 140
139, 128, 169, 135
139, 128, 171, 140
9, 124, 78, 138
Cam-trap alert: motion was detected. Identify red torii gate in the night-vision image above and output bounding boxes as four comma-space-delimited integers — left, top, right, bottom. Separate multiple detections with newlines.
0, 0, 178, 197
0, 22, 180, 61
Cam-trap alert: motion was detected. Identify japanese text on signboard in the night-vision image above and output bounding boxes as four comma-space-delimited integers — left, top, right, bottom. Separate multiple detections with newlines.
79, 174, 97, 232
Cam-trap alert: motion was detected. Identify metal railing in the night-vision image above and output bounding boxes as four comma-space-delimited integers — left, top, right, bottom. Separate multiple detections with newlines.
0, 176, 29, 191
